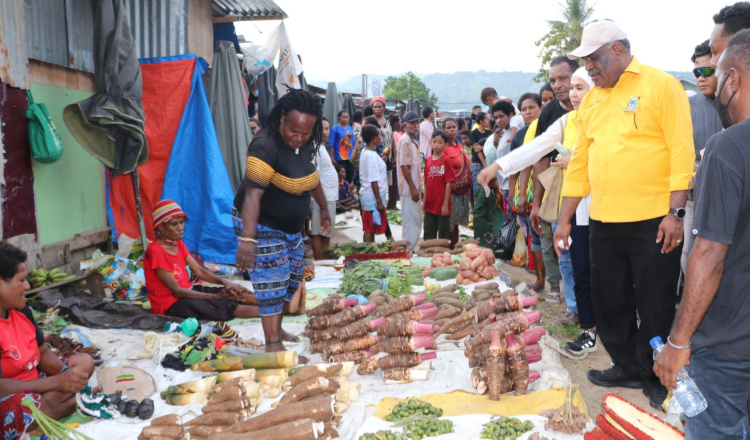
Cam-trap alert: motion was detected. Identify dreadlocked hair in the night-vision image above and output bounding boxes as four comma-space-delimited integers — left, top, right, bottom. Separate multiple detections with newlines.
265, 88, 324, 157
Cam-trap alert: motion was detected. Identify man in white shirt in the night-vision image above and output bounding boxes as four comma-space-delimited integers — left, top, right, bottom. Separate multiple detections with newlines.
310, 118, 339, 259
419, 106, 435, 158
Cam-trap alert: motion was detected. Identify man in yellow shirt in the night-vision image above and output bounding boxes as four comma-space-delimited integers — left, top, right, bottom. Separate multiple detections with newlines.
553, 21, 695, 410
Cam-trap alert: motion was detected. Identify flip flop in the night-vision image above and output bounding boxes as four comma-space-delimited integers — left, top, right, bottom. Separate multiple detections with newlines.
545, 291, 561, 303
530, 284, 546, 293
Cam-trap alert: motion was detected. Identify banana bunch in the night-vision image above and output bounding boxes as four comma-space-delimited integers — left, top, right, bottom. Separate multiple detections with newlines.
29, 268, 75, 289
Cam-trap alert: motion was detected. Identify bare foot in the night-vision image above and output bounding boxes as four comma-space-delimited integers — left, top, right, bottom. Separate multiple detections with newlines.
281, 328, 299, 342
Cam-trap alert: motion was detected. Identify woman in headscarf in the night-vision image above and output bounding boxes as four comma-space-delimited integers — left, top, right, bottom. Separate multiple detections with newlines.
235, 89, 330, 356
144, 200, 262, 321
478, 67, 597, 354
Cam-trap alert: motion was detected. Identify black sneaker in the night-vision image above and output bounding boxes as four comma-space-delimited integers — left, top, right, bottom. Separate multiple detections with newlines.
566, 332, 597, 354
643, 384, 669, 410
587, 366, 642, 389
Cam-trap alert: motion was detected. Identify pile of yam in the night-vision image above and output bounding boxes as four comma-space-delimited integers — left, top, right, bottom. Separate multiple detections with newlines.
461, 306, 546, 399
389, 240, 410, 253
305, 297, 378, 364
431, 282, 511, 332
362, 294, 438, 383
230, 362, 359, 439
414, 238, 478, 258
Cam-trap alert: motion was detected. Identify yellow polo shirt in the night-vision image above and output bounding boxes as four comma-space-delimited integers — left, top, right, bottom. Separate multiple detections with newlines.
561, 57, 695, 222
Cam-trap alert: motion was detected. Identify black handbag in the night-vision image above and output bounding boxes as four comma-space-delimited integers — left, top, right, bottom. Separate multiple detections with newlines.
493, 213, 519, 261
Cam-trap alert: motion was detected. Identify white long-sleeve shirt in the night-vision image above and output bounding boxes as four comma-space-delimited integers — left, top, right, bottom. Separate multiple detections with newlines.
496, 114, 591, 226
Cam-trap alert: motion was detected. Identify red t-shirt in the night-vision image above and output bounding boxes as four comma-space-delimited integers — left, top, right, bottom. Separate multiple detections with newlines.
144, 241, 193, 315
444, 144, 469, 175
0, 307, 44, 381
424, 154, 457, 216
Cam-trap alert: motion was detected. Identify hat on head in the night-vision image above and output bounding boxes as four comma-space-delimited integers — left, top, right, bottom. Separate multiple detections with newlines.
572, 67, 595, 89
152, 199, 187, 230
371, 96, 386, 107
568, 20, 628, 59
402, 111, 422, 123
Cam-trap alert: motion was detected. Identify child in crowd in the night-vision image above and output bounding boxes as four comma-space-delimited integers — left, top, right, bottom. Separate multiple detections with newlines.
460, 129, 475, 210
424, 131, 456, 240
359, 125, 389, 243
336, 163, 359, 212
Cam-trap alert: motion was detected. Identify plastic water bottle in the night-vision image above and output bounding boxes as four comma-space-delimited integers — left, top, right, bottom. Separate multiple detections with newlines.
650, 336, 707, 417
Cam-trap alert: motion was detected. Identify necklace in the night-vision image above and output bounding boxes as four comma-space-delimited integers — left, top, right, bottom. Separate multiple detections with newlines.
156, 230, 177, 247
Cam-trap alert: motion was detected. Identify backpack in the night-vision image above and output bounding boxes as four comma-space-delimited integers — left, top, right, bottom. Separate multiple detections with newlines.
26, 90, 64, 163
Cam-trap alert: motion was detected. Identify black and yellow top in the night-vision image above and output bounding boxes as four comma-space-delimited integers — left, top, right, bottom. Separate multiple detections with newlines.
234, 129, 319, 233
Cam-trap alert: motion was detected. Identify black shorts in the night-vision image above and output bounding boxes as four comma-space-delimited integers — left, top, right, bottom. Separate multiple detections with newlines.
164, 286, 239, 322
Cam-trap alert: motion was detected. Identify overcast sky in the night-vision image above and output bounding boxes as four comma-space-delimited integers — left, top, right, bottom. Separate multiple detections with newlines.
236, 0, 729, 84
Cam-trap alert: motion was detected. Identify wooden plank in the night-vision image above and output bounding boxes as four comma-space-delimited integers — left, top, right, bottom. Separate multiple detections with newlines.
69, 228, 111, 251
42, 242, 71, 269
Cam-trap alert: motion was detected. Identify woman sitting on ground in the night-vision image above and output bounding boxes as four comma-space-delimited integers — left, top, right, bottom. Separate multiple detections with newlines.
145, 200, 287, 321
0, 242, 95, 438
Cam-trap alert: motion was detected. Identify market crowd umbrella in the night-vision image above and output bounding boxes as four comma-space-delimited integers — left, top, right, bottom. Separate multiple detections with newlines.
342, 94, 356, 125
322, 82, 342, 128
63, 0, 148, 247
207, 41, 253, 193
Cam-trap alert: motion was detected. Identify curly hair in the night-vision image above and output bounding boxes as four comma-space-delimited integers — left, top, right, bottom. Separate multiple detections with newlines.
519, 92, 542, 108
265, 88, 324, 156
0, 242, 27, 282
714, 2, 750, 36
491, 100, 516, 117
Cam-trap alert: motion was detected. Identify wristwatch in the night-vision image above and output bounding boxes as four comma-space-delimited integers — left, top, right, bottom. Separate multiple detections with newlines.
669, 207, 687, 220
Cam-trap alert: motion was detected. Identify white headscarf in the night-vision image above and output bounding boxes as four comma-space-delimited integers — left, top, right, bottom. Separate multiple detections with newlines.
572, 66, 595, 89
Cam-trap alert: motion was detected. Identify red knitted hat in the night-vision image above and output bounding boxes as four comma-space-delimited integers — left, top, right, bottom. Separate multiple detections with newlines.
152, 199, 187, 230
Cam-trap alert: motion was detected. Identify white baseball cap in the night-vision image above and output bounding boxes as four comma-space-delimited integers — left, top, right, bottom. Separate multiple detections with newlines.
568, 21, 628, 59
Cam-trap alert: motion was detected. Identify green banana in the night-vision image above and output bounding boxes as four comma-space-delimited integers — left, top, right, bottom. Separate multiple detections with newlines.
48, 268, 63, 277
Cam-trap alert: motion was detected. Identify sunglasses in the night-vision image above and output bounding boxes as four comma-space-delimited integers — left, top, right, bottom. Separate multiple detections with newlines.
693, 67, 716, 78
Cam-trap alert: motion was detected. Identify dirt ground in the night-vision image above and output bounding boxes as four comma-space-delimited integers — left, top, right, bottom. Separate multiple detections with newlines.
501, 262, 658, 419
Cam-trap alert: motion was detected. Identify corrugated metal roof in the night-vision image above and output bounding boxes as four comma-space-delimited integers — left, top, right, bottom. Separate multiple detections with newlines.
211, 0, 287, 19
0, 0, 30, 89
65, 0, 95, 73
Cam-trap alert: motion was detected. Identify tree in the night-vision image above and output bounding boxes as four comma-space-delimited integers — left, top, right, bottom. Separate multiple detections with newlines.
383, 72, 439, 109
533, 0, 595, 83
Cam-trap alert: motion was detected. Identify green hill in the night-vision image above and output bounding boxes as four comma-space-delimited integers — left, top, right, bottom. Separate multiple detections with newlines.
317, 70, 693, 112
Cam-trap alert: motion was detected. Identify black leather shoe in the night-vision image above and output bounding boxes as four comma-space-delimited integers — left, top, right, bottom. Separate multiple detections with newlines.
643, 384, 669, 410
587, 366, 642, 389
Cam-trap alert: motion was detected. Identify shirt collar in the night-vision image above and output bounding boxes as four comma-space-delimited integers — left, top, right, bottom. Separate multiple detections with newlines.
624, 57, 641, 75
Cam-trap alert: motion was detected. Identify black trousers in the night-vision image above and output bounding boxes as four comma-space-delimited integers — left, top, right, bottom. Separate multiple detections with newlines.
589, 217, 681, 386
570, 214, 595, 329
338, 160, 354, 183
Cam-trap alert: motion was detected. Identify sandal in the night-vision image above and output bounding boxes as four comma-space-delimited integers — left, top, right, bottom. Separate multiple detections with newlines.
545, 291, 561, 303
530, 284, 545, 293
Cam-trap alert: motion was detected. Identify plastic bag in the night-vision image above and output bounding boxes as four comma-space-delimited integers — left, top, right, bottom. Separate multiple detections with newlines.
509, 226, 527, 267
80, 255, 145, 300
493, 213, 519, 261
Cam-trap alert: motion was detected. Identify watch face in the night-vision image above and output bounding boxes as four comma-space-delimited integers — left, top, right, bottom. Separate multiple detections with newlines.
674, 208, 686, 219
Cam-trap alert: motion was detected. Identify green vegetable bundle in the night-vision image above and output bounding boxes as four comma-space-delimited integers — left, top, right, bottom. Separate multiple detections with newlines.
384, 399, 443, 421
387, 211, 403, 225
403, 418, 454, 439
480, 417, 534, 439
322, 240, 394, 259
339, 261, 388, 296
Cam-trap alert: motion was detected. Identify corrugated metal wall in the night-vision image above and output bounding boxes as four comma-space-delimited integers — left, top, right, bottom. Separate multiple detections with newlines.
0, 0, 30, 88
124, 0, 188, 59
23, 0, 189, 74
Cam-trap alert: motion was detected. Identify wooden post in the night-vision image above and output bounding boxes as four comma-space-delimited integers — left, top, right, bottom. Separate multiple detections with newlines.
131, 171, 148, 252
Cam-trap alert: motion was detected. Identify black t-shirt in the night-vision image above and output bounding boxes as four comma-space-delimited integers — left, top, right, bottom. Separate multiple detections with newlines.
470, 128, 492, 164
691, 120, 750, 359
534, 99, 569, 159
510, 125, 530, 152
234, 129, 320, 233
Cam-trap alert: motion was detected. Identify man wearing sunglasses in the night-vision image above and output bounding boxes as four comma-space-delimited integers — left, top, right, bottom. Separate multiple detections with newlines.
682, 41, 723, 279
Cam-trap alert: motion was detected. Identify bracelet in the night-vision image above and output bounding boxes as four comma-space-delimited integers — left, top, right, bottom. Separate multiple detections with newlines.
61, 366, 69, 373
667, 335, 691, 350
238, 237, 257, 243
